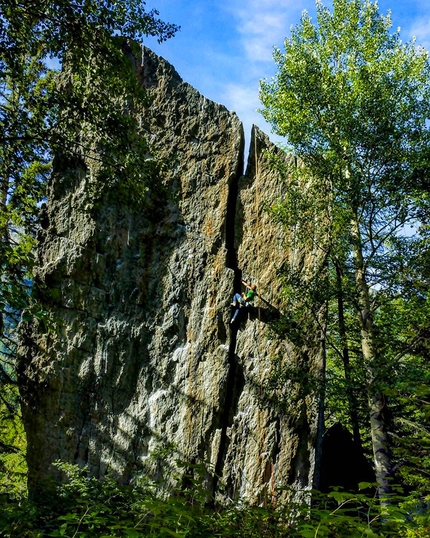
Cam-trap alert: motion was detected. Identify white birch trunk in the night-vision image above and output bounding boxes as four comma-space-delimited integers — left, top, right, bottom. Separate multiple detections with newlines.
352, 216, 392, 500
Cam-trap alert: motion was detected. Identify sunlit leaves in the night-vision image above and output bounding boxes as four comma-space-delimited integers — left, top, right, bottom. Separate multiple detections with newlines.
260, 0, 430, 499
0, 0, 178, 487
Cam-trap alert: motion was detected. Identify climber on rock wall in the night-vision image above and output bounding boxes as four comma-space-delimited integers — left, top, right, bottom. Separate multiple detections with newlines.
230, 281, 257, 323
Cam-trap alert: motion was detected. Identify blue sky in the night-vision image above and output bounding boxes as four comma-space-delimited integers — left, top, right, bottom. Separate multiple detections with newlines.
145, 0, 430, 145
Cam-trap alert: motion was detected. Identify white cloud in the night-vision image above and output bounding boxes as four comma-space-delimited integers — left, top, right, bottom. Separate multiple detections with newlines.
216, 0, 305, 144
225, 0, 304, 64
408, 18, 430, 50
240, 13, 287, 36
221, 83, 258, 117
243, 37, 276, 63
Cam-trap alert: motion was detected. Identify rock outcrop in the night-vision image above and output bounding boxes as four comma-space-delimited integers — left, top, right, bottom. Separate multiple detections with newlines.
19, 48, 324, 503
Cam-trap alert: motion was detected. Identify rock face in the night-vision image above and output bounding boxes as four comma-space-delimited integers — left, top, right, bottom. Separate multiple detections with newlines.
19, 49, 324, 502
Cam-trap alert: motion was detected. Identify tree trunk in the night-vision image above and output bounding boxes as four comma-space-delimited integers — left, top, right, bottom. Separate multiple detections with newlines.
351, 217, 392, 500
335, 262, 363, 452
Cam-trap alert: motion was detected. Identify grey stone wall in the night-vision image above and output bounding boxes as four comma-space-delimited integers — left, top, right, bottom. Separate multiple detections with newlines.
19, 49, 324, 503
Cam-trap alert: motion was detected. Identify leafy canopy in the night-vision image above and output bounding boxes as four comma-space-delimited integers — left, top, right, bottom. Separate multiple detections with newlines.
260, 0, 430, 174
259, 0, 430, 342
260, 0, 430, 304
0, 0, 179, 357
0, 0, 178, 460
260, 0, 430, 498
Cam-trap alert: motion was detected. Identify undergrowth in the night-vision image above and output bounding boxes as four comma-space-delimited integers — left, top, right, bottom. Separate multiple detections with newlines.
1, 462, 429, 537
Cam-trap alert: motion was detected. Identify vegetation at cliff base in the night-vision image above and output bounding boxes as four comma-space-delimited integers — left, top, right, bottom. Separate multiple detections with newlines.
1, 460, 430, 537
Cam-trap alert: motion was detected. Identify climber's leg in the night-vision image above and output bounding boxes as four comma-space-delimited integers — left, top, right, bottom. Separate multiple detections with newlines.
231, 307, 240, 323
231, 293, 241, 306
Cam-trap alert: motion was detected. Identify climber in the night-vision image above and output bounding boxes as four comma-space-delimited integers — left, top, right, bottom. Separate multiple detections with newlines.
230, 281, 257, 323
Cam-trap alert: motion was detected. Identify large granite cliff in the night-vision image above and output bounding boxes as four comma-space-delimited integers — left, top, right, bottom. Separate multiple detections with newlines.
19, 48, 324, 502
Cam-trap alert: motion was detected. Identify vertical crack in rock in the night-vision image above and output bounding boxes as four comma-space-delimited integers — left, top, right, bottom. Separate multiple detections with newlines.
212, 168, 242, 495
215, 126, 326, 504
225, 172, 239, 271
212, 327, 239, 497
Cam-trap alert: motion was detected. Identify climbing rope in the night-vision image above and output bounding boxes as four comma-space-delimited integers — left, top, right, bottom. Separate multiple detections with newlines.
141, 42, 144, 67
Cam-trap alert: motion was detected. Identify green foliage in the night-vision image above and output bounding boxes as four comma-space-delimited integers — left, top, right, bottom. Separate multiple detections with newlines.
0, 0, 178, 486
0, 461, 283, 537
260, 0, 430, 497
375, 296, 430, 495
1, 461, 430, 537
0, 52, 53, 372
260, 0, 430, 178
0, 385, 27, 500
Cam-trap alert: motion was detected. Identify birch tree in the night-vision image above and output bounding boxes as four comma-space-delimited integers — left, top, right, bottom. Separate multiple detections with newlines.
260, 0, 430, 498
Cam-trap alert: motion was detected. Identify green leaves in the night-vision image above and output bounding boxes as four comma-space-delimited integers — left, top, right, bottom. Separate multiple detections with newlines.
0, 0, 179, 365
4, 460, 429, 537
261, 0, 430, 190
260, 0, 430, 500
